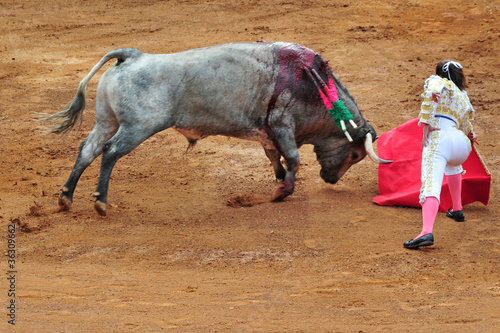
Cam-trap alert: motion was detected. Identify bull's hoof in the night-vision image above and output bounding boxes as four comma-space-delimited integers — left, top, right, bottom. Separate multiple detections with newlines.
58, 194, 72, 211
271, 194, 285, 202
94, 201, 107, 216
271, 181, 294, 202
271, 187, 287, 202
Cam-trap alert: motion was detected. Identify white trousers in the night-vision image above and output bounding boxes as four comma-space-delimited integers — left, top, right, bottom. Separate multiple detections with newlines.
420, 117, 471, 204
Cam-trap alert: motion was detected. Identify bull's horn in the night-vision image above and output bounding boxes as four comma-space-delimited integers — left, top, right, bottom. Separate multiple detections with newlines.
364, 133, 392, 164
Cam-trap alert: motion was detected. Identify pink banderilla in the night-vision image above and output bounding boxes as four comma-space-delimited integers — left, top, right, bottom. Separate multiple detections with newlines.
306, 68, 358, 141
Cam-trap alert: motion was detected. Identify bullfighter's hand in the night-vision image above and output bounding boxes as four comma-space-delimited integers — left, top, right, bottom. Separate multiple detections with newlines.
421, 123, 440, 148
468, 131, 477, 141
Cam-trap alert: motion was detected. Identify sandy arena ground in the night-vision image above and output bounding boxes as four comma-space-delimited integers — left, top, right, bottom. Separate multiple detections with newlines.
1, 0, 499, 332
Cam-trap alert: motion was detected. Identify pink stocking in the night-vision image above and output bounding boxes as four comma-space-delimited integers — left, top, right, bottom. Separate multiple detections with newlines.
416, 196, 439, 239
446, 173, 463, 211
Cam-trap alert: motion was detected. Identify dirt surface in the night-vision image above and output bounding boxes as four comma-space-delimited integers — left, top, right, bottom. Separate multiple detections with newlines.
1, 0, 499, 332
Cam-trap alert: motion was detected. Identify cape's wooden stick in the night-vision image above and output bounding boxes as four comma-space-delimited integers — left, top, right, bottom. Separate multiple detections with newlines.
473, 144, 491, 176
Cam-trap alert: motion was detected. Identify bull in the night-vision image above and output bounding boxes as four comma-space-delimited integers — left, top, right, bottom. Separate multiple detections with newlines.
44, 42, 390, 216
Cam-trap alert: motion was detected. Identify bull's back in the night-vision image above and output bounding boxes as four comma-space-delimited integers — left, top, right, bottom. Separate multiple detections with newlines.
101, 43, 280, 138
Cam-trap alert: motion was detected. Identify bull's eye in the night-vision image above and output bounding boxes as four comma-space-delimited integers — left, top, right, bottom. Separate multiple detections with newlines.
351, 152, 359, 160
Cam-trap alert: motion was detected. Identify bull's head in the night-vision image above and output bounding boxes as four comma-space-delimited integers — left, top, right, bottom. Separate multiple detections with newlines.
314, 125, 390, 184
303, 62, 391, 183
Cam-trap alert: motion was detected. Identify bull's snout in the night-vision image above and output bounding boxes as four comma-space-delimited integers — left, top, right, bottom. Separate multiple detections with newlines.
320, 167, 340, 184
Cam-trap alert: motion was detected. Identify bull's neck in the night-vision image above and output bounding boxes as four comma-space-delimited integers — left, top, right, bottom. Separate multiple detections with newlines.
333, 75, 370, 137
333, 75, 358, 118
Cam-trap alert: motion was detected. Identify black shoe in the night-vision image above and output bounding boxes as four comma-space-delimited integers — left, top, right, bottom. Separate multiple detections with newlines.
404, 233, 434, 249
446, 209, 465, 222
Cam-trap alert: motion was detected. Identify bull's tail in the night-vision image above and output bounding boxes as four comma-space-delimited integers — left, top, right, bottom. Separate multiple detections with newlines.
42, 48, 142, 135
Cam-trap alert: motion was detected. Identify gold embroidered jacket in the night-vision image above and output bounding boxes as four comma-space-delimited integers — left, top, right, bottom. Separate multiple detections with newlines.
418, 75, 474, 134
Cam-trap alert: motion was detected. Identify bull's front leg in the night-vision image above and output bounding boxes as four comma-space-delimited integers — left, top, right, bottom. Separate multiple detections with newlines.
271, 155, 299, 202
266, 121, 300, 202
262, 145, 286, 181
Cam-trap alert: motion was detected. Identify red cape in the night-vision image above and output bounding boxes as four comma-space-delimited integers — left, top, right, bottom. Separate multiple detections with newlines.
373, 118, 490, 212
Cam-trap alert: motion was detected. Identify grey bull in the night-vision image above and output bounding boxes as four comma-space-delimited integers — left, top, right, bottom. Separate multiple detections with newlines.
44, 42, 390, 216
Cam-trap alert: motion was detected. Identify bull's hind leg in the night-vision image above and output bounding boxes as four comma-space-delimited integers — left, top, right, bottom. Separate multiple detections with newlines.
92, 125, 158, 216
59, 122, 118, 210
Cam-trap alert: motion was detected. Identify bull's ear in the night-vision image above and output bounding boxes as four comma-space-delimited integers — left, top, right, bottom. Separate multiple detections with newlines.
351, 126, 371, 142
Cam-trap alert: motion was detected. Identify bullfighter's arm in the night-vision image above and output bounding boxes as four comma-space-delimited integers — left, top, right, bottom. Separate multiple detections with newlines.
418, 75, 445, 126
